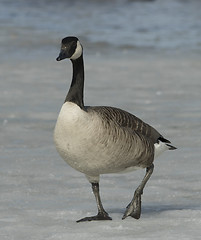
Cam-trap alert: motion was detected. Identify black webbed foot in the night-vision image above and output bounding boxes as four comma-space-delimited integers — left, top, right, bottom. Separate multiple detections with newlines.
122, 164, 154, 220
76, 212, 112, 223
122, 190, 142, 220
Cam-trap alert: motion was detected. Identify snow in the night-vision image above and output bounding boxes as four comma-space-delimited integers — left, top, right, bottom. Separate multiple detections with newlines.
1, 51, 201, 240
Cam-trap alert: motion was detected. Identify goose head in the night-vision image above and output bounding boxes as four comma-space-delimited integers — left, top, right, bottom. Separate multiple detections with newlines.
56, 36, 83, 61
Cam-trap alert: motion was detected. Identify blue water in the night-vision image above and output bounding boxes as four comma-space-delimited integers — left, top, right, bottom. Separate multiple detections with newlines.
1, 0, 201, 59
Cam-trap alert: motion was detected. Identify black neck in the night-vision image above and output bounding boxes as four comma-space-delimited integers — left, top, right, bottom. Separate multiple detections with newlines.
65, 55, 84, 109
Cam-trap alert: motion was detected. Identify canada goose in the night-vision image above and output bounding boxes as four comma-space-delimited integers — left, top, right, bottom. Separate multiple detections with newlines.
54, 36, 176, 222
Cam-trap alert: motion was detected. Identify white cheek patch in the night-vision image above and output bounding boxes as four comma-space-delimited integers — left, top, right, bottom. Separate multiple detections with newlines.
70, 41, 83, 60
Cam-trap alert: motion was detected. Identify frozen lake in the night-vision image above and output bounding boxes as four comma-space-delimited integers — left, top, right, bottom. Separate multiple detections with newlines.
1, 0, 201, 239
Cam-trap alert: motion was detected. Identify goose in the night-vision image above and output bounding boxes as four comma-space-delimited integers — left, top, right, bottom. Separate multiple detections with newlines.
54, 36, 176, 222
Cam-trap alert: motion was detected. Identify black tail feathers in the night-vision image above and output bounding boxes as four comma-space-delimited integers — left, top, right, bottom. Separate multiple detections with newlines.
158, 136, 177, 150
166, 144, 177, 150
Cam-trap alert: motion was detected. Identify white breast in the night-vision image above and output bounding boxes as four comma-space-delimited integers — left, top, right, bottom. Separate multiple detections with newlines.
54, 102, 103, 174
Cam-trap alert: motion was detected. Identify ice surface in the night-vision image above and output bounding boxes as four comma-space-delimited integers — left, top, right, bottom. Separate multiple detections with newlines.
1, 53, 201, 240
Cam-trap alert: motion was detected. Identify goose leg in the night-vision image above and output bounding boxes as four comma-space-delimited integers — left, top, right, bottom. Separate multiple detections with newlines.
122, 164, 154, 220
77, 182, 112, 222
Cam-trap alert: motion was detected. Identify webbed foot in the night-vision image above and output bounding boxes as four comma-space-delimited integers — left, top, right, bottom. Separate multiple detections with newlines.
122, 164, 154, 220
77, 212, 112, 223
122, 190, 142, 220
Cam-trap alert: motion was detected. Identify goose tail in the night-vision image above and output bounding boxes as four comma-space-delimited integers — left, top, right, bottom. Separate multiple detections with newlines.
166, 144, 177, 150
158, 136, 177, 150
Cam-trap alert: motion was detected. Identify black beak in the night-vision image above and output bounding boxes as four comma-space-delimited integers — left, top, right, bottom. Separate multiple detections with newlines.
56, 50, 70, 61
56, 51, 65, 61
56, 56, 62, 61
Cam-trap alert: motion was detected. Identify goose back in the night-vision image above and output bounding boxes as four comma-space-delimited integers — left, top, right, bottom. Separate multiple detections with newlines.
87, 106, 162, 144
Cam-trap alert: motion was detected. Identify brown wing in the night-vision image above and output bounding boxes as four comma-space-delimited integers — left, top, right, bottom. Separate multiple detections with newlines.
88, 106, 163, 144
